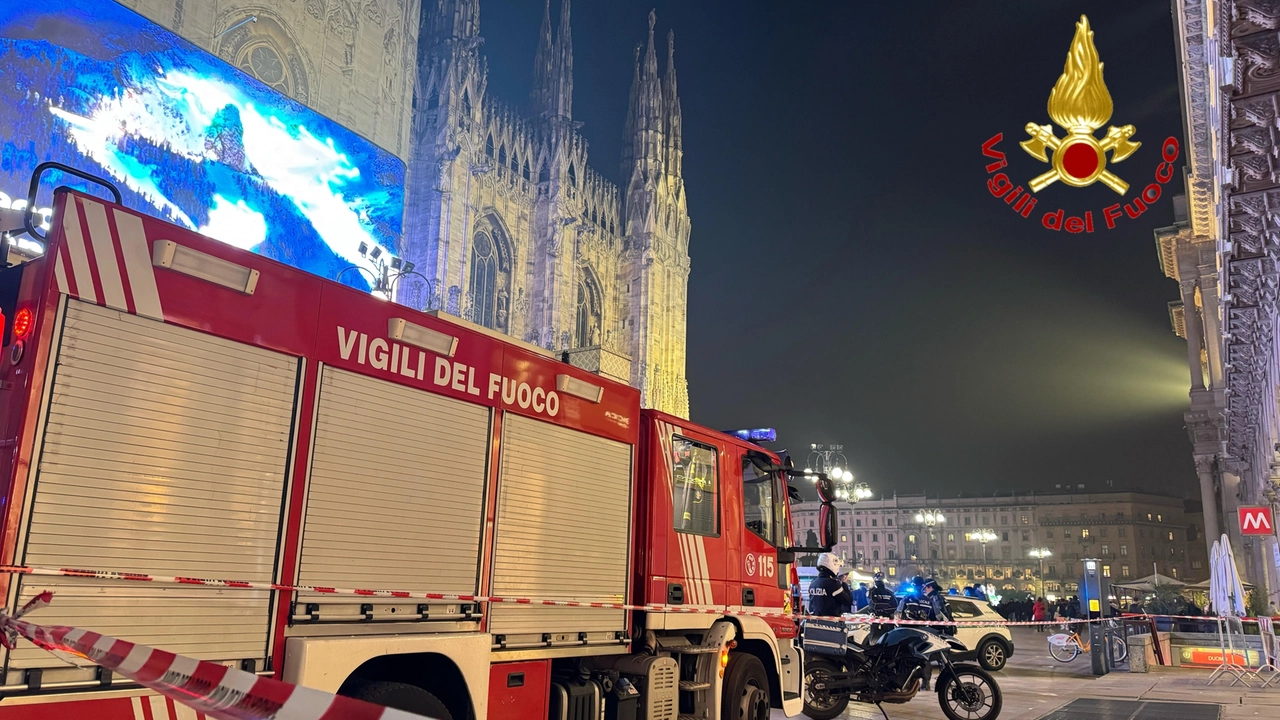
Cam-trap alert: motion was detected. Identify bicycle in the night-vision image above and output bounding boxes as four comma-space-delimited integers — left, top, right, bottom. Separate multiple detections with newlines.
1047, 621, 1127, 663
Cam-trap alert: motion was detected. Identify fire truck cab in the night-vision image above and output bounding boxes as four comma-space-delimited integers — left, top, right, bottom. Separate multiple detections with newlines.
0, 171, 833, 720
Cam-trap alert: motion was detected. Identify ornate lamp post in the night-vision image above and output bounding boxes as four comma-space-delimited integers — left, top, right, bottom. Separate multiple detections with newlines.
967, 529, 997, 581
1029, 547, 1052, 599
914, 510, 945, 577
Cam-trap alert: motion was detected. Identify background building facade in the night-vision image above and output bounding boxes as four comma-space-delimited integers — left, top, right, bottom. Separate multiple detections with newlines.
117, 0, 692, 416
791, 492, 1209, 597
118, 0, 418, 160
1157, 0, 1280, 606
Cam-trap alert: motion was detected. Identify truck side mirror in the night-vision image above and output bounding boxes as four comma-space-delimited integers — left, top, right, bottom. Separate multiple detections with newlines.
814, 475, 835, 503
818, 502, 837, 549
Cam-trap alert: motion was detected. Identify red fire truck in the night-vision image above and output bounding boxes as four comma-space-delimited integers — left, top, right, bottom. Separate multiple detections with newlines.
0, 169, 835, 720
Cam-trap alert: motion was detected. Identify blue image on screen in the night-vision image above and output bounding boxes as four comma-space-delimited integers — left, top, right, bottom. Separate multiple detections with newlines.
0, 0, 405, 292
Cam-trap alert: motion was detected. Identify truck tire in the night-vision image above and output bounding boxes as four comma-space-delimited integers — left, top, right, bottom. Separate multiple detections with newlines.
344, 680, 453, 719
977, 638, 1008, 671
722, 653, 771, 720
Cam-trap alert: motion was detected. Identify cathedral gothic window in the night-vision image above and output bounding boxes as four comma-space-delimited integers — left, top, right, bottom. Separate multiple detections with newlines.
486, 134, 495, 157
498, 144, 507, 167
575, 271, 602, 347
523, 160, 531, 181
568, 163, 577, 187
470, 232, 498, 328
511, 152, 519, 175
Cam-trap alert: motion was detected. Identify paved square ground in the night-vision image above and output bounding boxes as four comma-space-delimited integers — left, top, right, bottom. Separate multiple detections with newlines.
772, 627, 1280, 720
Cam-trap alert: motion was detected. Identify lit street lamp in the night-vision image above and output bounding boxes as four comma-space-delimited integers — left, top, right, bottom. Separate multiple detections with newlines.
914, 510, 945, 577
1029, 547, 1052, 599
967, 529, 997, 581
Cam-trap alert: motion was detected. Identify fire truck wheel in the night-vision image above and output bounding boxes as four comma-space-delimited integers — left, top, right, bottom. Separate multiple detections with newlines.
345, 680, 453, 719
722, 653, 771, 720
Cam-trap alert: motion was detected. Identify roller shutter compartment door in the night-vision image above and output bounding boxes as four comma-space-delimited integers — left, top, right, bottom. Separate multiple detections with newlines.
12, 301, 298, 669
298, 367, 489, 600
490, 414, 633, 637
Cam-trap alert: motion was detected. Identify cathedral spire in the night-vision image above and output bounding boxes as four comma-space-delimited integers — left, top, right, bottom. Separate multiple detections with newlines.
664, 29, 682, 177
530, 0, 553, 114
530, 0, 573, 120
424, 0, 481, 44
551, 0, 574, 119
623, 10, 666, 235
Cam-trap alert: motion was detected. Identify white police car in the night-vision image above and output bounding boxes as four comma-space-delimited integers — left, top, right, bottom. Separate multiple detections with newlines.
944, 596, 1014, 671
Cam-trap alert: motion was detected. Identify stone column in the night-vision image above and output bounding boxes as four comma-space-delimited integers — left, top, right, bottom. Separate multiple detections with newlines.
1180, 278, 1206, 390
1199, 270, 1224, 388
1194, 455, 1220, 556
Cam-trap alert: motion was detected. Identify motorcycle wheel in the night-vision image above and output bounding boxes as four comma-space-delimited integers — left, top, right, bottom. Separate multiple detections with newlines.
937, 665, 1002, 720
802, 658, 850, 720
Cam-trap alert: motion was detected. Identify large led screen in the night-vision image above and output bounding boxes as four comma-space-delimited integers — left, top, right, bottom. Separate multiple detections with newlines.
0, 0, 404, 292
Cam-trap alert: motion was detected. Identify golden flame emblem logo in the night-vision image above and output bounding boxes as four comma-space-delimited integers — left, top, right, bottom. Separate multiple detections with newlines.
1020, 16, 1139, 194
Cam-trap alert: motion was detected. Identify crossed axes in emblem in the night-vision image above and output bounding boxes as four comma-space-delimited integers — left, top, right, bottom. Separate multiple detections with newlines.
1020, 123, 1141, 195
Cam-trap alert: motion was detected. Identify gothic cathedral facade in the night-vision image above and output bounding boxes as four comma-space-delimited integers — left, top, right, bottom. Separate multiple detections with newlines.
403, 1, 690, 417
113, 0, 690, 417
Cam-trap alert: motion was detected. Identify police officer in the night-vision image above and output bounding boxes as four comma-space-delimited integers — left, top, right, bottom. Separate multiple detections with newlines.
868, 571, 896, 617
808, 553, 853, 617
896, 577, 951, 624
896, 576, 931, 620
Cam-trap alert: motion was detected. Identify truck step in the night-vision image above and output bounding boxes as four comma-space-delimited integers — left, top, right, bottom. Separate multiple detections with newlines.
679, 680, 712, 691
663, 644, 717, 655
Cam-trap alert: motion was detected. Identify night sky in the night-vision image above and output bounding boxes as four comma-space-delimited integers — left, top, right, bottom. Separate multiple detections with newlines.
480, 0, 1193, 499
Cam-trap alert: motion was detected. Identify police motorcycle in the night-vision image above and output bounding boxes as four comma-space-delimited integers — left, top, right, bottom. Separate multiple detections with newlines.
802, 567, 1002, 720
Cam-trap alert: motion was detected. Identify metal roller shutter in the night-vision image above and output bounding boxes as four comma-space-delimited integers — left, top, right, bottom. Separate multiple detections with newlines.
490, 414, 632, 638
298, 367, 489, 598
12, 301, 298, 668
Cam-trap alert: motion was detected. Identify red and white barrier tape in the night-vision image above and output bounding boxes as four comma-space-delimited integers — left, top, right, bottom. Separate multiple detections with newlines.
0, 564, 1232, 627
0, 592, 434, 720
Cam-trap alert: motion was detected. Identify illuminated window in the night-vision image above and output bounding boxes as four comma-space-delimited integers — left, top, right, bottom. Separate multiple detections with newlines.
888, 567, 896, 576
947, 533, 955, 542
1102, 565, 1111, 578
1101, 544, 1109, 555
1157, 514, 1163, 522
1081, 529, 1089, 539
469, 232, 497, 327
1021, 515, 1029, 524
907, 534, 916, 543
671, 436, 718, 536
1171, 567, 1178, 578
841, 535, 847, 543
1167, 532, 1174, 541
1122, 565, 1130, 577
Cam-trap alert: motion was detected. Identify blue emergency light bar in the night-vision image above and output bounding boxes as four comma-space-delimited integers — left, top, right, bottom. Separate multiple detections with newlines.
728, 428, 777, 443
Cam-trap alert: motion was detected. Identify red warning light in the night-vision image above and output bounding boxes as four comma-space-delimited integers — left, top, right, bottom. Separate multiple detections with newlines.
13, 308, 33, 339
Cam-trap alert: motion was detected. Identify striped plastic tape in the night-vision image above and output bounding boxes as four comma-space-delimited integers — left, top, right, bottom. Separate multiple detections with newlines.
0, 592, 434, 720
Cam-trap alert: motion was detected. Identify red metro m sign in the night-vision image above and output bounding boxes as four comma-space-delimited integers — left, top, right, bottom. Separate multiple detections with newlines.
1239, 507, 1275, 535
